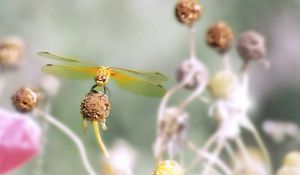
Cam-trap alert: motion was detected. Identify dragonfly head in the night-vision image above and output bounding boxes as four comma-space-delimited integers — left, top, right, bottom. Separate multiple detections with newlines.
95, 75, 108, 87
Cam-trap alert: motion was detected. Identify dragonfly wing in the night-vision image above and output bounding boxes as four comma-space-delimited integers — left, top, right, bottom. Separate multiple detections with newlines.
110, 70, 166, 97
38, 51, 96, 65
110, 67, 168, 83
42, 64, 99, 79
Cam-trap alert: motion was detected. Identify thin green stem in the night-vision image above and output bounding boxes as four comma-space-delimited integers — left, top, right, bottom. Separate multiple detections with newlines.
35, 109, 97, 175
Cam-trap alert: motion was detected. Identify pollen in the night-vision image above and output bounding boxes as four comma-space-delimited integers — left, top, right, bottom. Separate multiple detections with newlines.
153, 160, 184, 175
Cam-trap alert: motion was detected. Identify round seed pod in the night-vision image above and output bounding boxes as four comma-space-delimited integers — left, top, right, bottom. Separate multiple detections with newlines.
176, 58, 208, 90
0, 36, 24, 69
12, 87, 40, 113
175, 0, 203, 26
237, 31, 266, 63
80, 91, 111, 123
283, 151, 300, 167
276, 167, 300, 175
153, 160, 183, 175
208, 70, 238, 99
206, 22, 233, 53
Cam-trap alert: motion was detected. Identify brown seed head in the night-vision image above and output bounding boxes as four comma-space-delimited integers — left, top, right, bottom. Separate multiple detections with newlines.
206, 22, 233, 53
175, 0, 203, 26
176, 58, 208, 90
12, 87, 40, 113
0, 36, 24, 69
237, 31, 266, 63
80, 91, 111, 123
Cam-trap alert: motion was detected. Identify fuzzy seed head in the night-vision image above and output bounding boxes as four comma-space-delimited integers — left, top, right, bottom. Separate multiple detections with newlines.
153, 160, 184, 175
276, 167, 300, 175
12, 87, 40, 113
0, 36, 24, 69
237, 31, 266, 63
176, 58, 208, 90
80, 91, 111, 123
206, 22, 233, 53
283, 151, 300, 167
175, 0, 203, 26
208, 70, 238, 99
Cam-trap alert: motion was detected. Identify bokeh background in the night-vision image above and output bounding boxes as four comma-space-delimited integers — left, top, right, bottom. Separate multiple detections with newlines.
1, 0, 300, 174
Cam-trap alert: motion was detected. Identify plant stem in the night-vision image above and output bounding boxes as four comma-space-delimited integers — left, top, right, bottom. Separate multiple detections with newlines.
35, 109, 97, 175
92, 120, 110, 158
189, 26, 197, 60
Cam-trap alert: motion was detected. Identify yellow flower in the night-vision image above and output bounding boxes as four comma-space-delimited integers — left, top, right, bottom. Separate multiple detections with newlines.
153, 160, 183, 175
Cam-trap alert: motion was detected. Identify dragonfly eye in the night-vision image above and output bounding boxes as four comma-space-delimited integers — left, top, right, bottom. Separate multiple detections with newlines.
95, 75, 107, 87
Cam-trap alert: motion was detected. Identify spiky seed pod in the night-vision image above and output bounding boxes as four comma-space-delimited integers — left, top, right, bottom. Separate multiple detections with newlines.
0, 36, 24, 69
12, 87, 40, 113
208, 70, 238, 100
153, 160, 184, 175
206, 22, 233, 53
176, 58, 208, 90
175, 0, 203, 26
237, 31, 266, 63
80, 91, 111, 124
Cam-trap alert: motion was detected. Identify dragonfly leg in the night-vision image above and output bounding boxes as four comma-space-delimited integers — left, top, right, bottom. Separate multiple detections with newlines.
90, 84, 98, 93
103, 86, 111, 98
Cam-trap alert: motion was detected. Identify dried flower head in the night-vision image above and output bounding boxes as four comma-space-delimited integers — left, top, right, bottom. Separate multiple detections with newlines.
39, 75, 61, 97
80, 91, 111, 129
11, 87, 41, 113
283, 151, 300, 167
233, 147, 267, 175
262, 120, 300, 143
206, 22, 233, 53
101, 139, 137, 175
153, 160, 183, 175
208, 70, 238, 99
276, 167, 300, 175
237, 31, 266, 63
176, 58, 208, 90
175, 0, 203, 26
0, 36, 24, 69
154, 107, 189, 159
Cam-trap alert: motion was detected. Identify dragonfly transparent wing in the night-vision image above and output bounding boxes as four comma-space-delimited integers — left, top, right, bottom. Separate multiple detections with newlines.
42, 64, 99, 79
110, 67, 168, 83
110, 69, 166, 97
38, 51, 96, 65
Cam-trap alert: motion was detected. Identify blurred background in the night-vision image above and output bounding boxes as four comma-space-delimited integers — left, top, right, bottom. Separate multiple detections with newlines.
1, 0, 300, 174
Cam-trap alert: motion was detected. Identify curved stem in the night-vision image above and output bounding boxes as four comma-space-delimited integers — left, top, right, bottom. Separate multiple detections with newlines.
35, 109, 97, 175
185, 132, 219, 172
189, 26, 197, 60
0, 73, 6, 100
92, 121, 110, 158
201, 139, 225, 175
187, 141, 233, 175
249, 122, 273, 175
178, 84, 205, 112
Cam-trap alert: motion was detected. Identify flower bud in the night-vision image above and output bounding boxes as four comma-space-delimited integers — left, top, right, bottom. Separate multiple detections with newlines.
176, 58, 208, 90
0, 36, 24, 69
175, 0, 203, 26
208, 70, 238, 99
237, 31, 266, 63
11, 87, 40, 113
153, 160, 183, 175
206, 22, 233, 53
283, 151, 300, 167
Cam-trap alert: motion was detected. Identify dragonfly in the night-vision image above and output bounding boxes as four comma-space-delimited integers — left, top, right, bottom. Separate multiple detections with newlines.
38, 51, 168, 97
